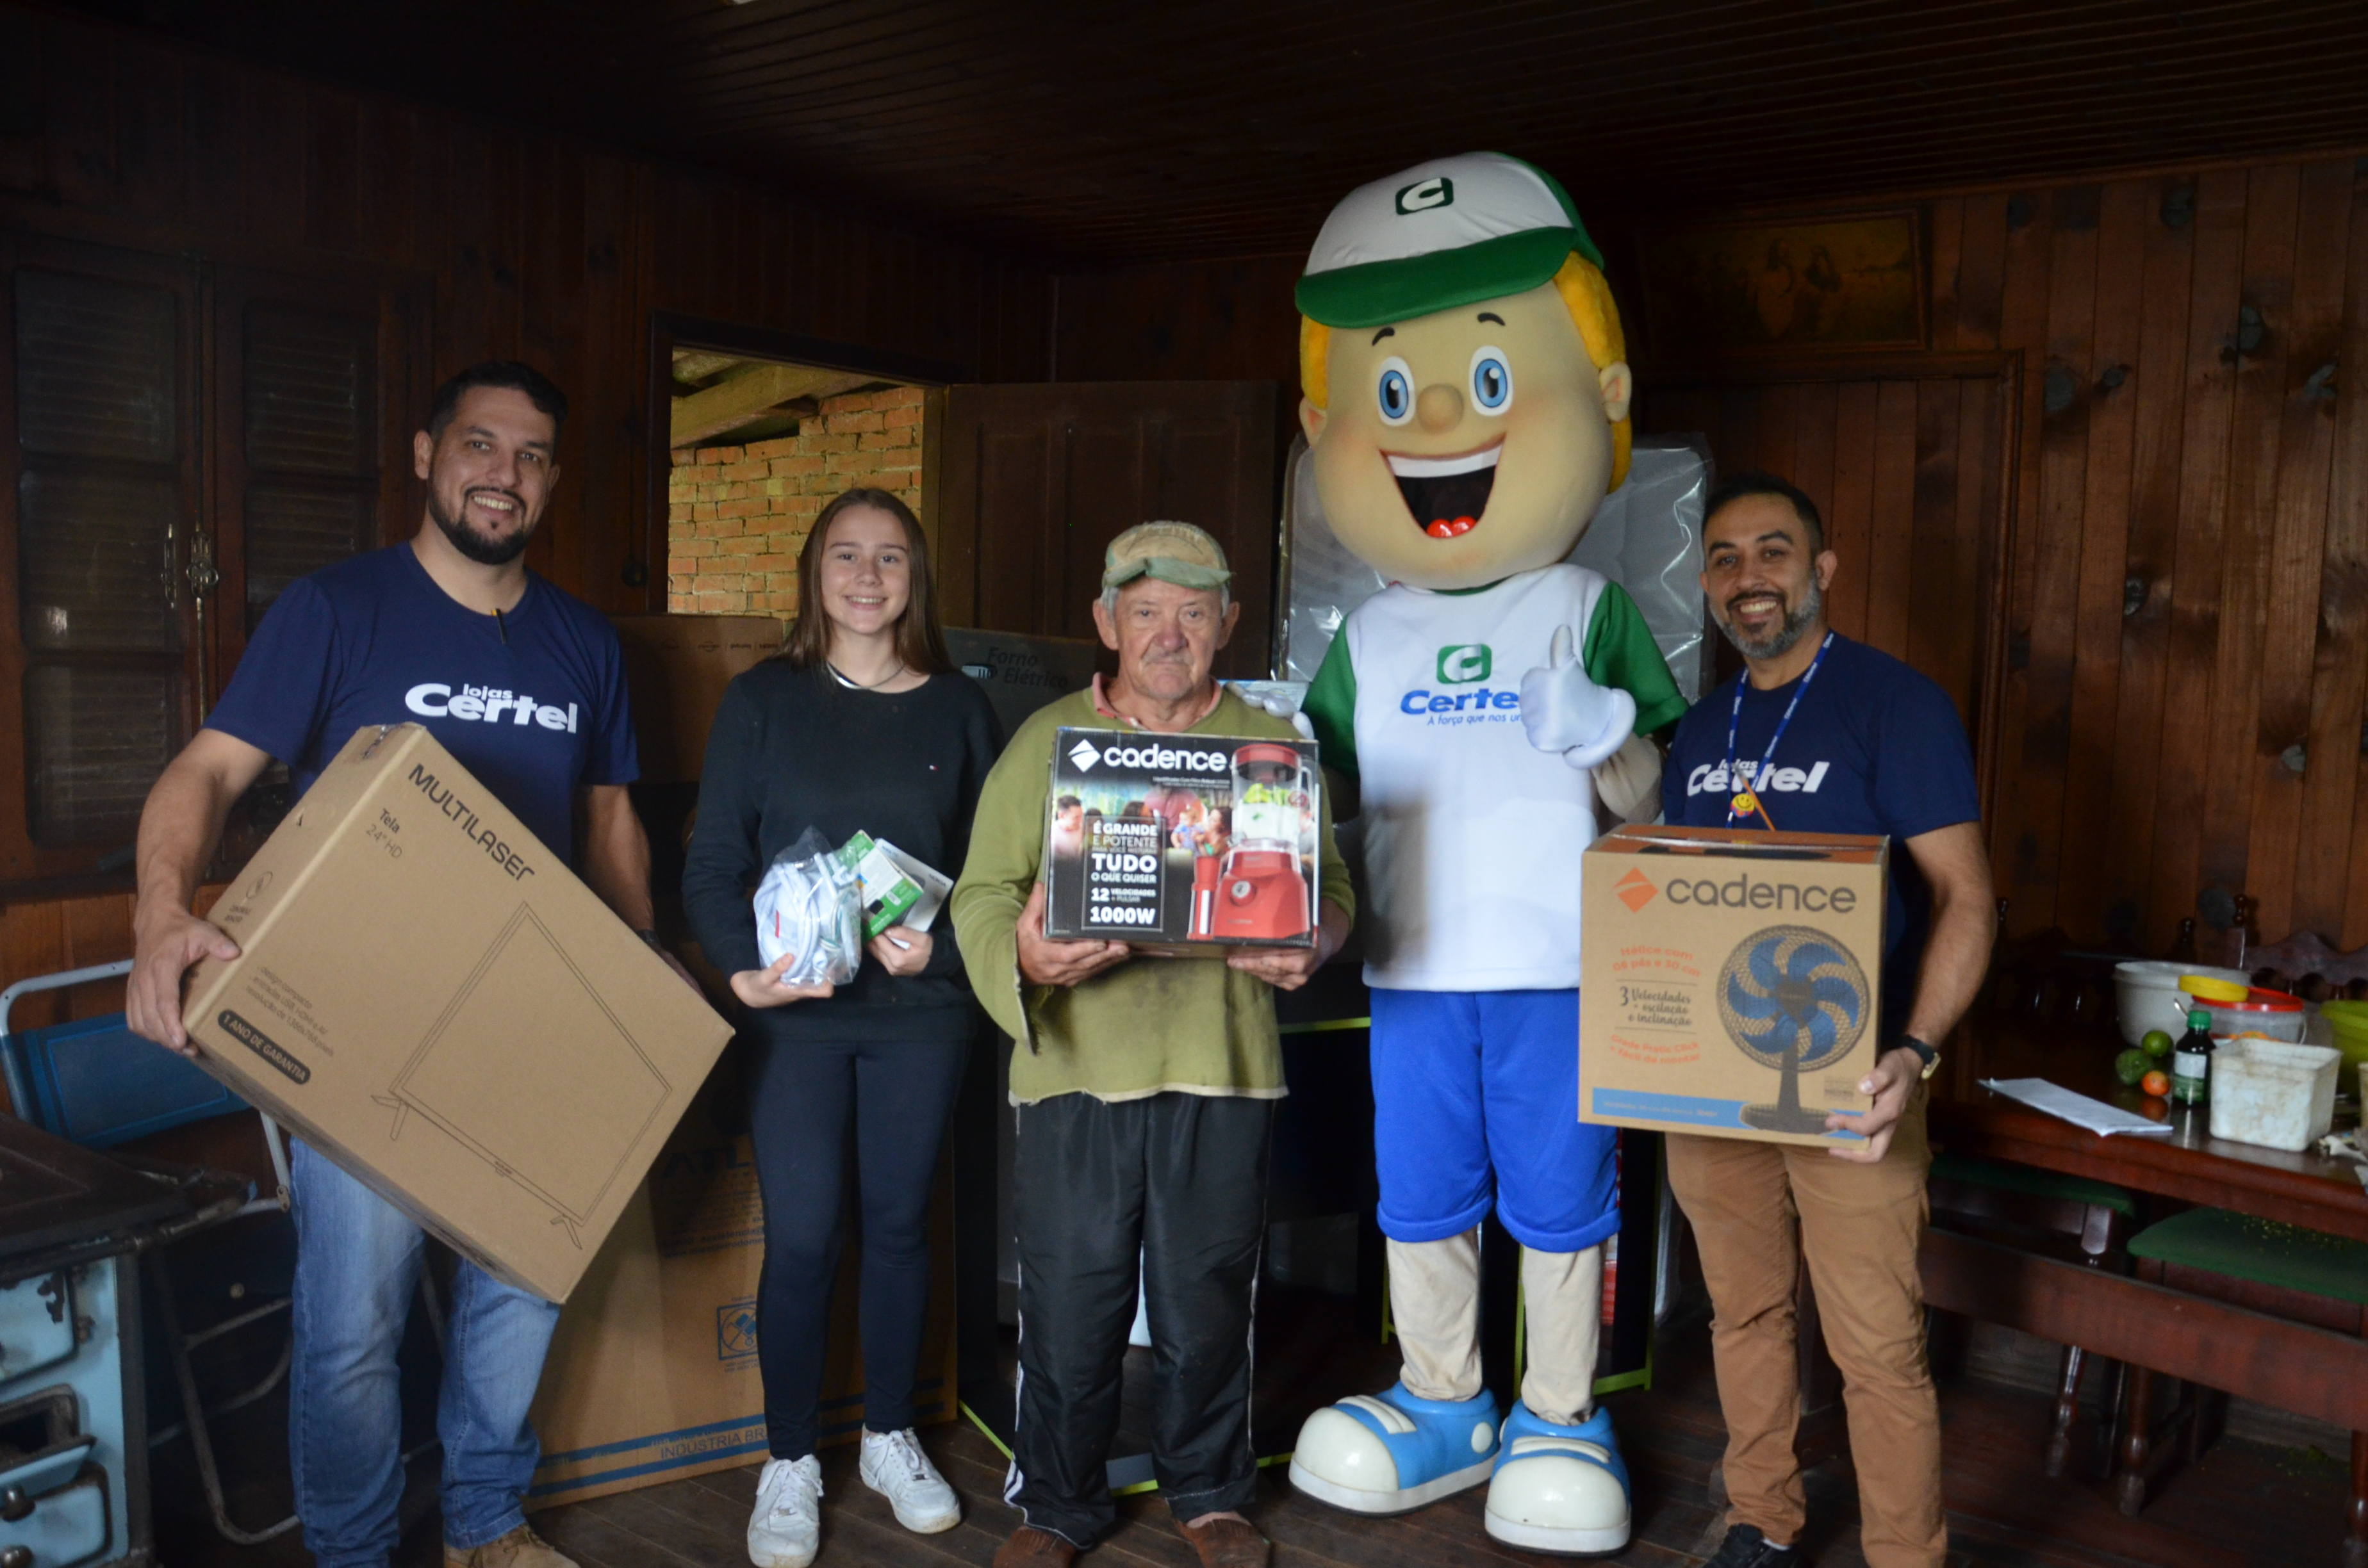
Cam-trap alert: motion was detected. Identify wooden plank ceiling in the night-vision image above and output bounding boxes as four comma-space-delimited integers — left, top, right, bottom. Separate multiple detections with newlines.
59, 0, 2368, 266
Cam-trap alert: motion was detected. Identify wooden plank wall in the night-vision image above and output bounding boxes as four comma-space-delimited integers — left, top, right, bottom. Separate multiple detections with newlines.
1049, 156, 2368, 958
1916, 158, 2368, 954
0, 3, 1053, 1055
1636, 361, 2014, 814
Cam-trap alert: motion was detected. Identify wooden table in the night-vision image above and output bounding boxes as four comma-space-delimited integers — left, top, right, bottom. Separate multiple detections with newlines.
1928, 1018, 2368, 1242
1923, 1018, 2368, 1565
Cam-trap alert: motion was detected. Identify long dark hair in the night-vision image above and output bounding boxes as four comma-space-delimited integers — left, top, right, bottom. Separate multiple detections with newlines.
782, 487, 954, 675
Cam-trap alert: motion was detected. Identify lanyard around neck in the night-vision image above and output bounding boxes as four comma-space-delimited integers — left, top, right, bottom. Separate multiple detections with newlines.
1723, 632, 1834, 828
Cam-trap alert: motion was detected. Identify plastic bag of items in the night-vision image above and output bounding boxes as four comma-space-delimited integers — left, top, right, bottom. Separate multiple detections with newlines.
752, 828, 864, 987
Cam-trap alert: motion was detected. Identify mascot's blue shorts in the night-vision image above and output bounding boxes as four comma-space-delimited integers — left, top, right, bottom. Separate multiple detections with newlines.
1369, 987, 1620, 1254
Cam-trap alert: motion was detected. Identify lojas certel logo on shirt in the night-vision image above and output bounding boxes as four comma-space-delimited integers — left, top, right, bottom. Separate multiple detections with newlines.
405, 683, 580, 733
1684, 760, 1831, 797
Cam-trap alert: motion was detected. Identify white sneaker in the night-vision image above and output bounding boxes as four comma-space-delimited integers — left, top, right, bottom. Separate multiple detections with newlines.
747, 1455, 821, 1568
858, 1427, 960, 1534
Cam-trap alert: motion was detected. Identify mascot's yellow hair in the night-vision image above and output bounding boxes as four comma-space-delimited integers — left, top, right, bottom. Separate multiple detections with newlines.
1299, 253, 1631, 490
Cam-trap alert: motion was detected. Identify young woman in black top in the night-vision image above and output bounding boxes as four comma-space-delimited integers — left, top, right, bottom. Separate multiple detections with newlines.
683, 487, 999, 1568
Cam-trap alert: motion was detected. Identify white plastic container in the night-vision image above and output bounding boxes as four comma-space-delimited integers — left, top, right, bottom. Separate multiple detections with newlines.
2207, 1040, 2342, 1152
2112, 961, 2252, 1047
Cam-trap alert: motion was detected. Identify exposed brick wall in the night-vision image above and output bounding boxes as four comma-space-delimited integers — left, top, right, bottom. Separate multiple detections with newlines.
666, 384, 925, 614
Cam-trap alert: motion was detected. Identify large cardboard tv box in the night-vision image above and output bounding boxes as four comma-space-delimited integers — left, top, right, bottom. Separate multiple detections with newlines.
1580, 824, 1886, 1147
180, 724, 734, 1302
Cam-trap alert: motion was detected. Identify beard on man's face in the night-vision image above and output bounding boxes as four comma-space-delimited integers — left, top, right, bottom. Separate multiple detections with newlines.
1714, 577, 1825, 662
429, 486, 534, 566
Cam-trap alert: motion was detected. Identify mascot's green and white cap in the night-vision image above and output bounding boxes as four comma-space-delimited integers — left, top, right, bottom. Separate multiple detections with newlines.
1295, 151, 1604, 330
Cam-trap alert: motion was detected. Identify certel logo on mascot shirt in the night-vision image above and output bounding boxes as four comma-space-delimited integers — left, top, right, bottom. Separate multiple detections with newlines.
1399, 642, 1520, 721
1436, 645, 1491, 682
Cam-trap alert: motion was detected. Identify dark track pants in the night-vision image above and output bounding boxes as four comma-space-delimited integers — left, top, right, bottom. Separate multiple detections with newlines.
1008, 1090, 1274, 1548
746, 1032, 969, 1459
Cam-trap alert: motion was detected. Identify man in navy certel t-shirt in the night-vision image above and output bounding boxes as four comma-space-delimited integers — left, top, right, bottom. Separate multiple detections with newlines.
125, 363, 668, 1568
1656, 474, 1994, 1568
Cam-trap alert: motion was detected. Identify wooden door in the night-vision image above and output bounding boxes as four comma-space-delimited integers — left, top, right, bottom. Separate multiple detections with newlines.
935, 382, 1279, 680
1638, 354, 2020, 819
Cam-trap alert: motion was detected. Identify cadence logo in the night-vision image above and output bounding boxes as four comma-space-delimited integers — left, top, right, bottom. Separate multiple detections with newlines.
1613, 868, 1658, 912
1067, 739, 1101, 771
1093, 742, 1227, 772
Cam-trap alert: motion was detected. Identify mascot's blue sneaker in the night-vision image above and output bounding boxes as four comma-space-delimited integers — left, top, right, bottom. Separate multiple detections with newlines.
1482, 1401, 1632, 1556
1287, 1382, 1500, 1515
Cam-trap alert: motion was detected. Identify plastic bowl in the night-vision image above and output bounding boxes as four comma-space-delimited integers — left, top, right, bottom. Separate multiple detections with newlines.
2112, 961, 2253, 1047
2319, 999, 2368, 1074
2190, 986, 2308, 1043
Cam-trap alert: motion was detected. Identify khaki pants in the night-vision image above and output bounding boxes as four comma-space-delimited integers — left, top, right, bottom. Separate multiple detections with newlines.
1663, 1093, 1945, 1568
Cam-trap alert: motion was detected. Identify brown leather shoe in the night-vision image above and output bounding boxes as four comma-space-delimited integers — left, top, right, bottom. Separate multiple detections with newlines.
1178, 1514, 1270, 1568
444, 1526, 576, 1568
992, 1525, 1079, 1567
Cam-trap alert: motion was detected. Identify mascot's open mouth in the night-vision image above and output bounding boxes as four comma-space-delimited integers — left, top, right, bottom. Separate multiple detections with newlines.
1386, 445, 1500, 538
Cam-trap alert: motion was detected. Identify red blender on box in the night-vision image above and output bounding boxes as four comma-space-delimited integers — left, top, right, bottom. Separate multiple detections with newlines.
1191, 742, 1314, 942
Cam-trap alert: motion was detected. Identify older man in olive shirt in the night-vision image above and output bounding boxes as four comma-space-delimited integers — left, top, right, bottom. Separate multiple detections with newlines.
951, 523, 1353, 1568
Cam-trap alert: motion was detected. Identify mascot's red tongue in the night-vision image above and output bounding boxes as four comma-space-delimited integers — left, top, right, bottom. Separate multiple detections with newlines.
1395, 466, 1495, 539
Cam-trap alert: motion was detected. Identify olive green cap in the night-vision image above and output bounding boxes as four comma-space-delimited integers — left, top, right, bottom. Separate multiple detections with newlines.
1102, 520, 1231, 592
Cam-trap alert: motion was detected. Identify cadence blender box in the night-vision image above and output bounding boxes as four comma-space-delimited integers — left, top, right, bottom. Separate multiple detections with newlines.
181, 724, 734, 1302
1580, 824, 1887, 1147
1044, 727, 1320, 951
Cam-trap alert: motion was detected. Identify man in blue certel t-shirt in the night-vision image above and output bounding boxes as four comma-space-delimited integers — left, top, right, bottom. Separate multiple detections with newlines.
1657, 473, 1993, 1568
125, 363, 681, 1568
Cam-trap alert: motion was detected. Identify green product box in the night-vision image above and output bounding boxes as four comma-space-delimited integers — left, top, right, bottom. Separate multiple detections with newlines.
834, 832, 953, 942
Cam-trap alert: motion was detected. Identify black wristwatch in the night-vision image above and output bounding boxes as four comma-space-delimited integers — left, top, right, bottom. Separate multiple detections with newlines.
1886, 1035, 1941, 1079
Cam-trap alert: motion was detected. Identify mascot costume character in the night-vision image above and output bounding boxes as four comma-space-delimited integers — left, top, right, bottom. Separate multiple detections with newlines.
1285, 153, 1688, 1556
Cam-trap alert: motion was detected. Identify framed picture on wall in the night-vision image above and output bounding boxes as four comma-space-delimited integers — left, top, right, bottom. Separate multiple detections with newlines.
1636, 208, 1926, 356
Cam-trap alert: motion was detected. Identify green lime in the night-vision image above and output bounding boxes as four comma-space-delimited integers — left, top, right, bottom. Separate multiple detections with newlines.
2114, 1048, 2150, 1086
2141, 1029, 2174, 1060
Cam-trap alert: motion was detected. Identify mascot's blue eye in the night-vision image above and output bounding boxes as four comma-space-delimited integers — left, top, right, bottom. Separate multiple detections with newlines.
1376, 357, 1414, 425
1470, 347, 1513, 414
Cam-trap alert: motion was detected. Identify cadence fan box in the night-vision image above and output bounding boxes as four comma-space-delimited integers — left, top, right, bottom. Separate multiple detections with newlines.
1580, 824, 1887, 1147
1044, 727, 1321, 951
179, 724, 734, 1302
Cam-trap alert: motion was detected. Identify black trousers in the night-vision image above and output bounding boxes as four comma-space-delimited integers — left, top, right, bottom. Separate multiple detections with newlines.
746, 1032, 969, 1459
1009, 1090, 1274, 1547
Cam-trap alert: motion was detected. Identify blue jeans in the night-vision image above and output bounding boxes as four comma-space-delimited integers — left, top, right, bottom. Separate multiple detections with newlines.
288, 1141, 560, 1567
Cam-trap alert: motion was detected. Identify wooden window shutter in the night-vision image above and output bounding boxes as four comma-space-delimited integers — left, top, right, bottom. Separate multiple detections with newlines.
9, 262, 194, 851
238, 302, 379, 628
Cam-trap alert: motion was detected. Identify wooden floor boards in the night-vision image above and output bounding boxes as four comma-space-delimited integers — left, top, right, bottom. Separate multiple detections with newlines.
152, 1301, 2355, 1568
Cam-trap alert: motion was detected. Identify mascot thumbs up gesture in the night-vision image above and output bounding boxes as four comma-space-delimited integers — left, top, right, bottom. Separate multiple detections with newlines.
1287, 154, 1686, 1556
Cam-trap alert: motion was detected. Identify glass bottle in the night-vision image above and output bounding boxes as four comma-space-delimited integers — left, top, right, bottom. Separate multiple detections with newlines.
2171, 1006, 2214, 1107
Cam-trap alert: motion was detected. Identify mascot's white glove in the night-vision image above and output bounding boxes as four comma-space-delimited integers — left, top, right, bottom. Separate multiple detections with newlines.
1237, 683, 1317, 739
1520, 625, 1636, 771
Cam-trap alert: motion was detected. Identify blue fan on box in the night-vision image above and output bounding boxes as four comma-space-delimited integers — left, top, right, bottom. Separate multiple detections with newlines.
1716, 925, 1870, 1135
